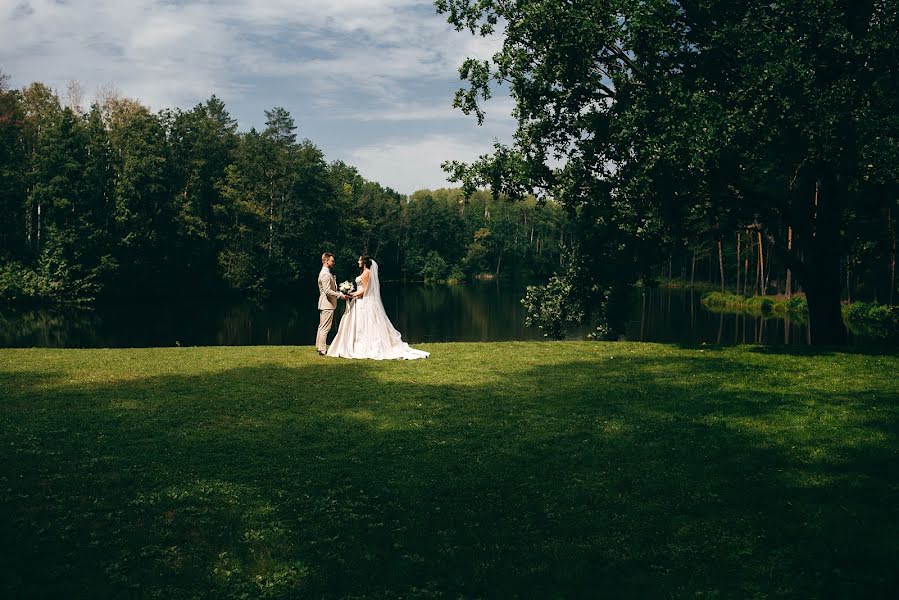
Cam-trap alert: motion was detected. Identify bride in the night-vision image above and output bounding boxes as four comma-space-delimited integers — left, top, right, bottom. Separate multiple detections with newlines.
326, 256, 429, 360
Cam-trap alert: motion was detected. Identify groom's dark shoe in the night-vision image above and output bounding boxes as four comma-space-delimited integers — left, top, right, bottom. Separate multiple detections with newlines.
317, 349, 326, 356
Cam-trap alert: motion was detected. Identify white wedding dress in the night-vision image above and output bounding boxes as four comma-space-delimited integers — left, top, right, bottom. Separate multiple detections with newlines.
326, 261, 429, 360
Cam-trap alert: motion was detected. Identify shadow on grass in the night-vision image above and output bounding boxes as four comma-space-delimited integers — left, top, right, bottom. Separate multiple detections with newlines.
1, 352, 898, 598
666, 340, 899, 357
742, 343, 899, 357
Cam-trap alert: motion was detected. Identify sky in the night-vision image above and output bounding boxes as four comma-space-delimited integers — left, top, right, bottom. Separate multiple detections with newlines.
0, 0, 516, 194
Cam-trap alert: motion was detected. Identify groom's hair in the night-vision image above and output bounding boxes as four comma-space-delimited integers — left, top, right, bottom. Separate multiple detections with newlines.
321, 252, 334, 264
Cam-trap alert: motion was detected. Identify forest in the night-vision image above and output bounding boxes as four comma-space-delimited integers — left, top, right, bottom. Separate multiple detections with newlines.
439, 0, 898, 343
0, 72, 568, 305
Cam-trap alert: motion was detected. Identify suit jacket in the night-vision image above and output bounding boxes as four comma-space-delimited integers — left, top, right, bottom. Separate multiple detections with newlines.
318, 267, 340, 310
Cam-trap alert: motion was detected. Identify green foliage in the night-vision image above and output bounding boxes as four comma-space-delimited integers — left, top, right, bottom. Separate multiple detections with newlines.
701, 292, 809, 318
845, 302, 899, 340
420, 250, 449, 283
446, 264, 466, 284
702, 293, 899, 339
522, 273, 584, 339
0, 79, 569, 305
0, 247, 98, 305
437, 0, 899, 345
786, 295, 809, 314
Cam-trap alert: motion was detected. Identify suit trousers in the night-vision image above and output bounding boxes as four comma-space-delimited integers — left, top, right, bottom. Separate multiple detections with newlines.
316, 309, 334, 352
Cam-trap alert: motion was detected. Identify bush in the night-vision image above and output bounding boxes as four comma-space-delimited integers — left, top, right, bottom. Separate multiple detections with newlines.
845, 302, 899, 340
0, 247, 99, 305
446, 264, 466, 284
786, 295, 808, 313
701, 292, 808, 316
419, 251, 448, 283
522, 274, 585, 339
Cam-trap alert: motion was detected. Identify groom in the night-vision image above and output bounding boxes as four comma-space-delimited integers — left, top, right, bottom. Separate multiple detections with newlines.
316, 252, 347, 355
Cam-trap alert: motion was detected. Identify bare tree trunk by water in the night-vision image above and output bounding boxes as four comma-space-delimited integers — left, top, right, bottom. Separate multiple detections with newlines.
785, 226, 793, 299
757, 230, 765, 295
690, 254, 696, 287
268, 182, 275, 258
717, 240, 725, 293
736, 232, 741, 294
846, 256, 852, 304
754, 236, 761, 295
690, 288, 696, 329
640, 291, 646, 341
764, 235, 772, 293
890, 207, 896, 305
743, 230, 750, 296
805, 178, 847, 344
734, 304, 739, 341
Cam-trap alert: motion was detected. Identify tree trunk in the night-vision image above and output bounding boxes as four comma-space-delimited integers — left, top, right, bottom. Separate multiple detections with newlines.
846, 256, 852, 304
804, 178, 846, 345
757, 230, 765, 295
690, 253, 696, 287
753, 236, 760, 295
268, 180, 275, 258
785, 226, 793, 299
717, 239, 725, 293
743, 229, 750, 295
889, 206, 896, 306
736, 232, 741, 294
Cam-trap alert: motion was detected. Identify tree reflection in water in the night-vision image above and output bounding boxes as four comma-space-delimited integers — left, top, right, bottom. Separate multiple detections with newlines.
0, 285, 875, 348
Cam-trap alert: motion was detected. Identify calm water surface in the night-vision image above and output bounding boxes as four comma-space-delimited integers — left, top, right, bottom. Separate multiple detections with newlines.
0, 284, 867, 348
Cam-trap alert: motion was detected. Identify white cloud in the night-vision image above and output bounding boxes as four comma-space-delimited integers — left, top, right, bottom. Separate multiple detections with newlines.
348, 133, 499, 194
1, 0, 517, 190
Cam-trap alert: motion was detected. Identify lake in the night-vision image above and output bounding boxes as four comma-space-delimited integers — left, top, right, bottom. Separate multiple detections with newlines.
0, 283, 867, 348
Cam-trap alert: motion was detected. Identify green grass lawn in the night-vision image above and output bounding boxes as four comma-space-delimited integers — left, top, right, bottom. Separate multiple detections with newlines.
2, 342, 898, 598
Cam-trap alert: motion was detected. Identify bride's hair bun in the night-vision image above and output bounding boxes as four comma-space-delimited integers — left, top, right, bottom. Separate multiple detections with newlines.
360, 255, 373, 269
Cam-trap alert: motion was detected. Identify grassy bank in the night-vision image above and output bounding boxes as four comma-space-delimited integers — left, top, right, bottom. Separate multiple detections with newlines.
701, 291, 808, 317
701, 292, 899, 339
653, 277, 719, 292
2, 343, 898, 597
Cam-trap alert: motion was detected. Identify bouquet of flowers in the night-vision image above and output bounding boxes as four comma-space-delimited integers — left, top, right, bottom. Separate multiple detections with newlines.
339, 280, 355, 297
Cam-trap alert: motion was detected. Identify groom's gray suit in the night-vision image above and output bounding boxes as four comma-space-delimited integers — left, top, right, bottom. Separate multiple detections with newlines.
317, 266, 341, 353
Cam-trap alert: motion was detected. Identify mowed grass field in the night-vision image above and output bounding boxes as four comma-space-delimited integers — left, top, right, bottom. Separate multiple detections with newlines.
1, 342, 898, 598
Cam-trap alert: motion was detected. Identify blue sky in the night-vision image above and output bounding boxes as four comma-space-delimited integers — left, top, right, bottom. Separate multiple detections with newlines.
1, 0, 516, 193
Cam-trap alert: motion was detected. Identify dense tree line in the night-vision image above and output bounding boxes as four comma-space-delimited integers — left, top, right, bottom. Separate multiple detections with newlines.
0, 73, 569, 305
439, 0, 899, 344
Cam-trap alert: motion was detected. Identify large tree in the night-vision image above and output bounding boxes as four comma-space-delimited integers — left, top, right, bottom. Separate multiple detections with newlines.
437, 0, 899, 344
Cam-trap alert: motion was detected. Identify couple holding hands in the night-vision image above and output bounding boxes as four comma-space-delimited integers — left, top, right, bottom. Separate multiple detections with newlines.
316, 252, 429, 360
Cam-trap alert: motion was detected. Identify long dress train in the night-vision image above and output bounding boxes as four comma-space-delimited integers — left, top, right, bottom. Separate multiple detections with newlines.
326, 261, 429, 360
